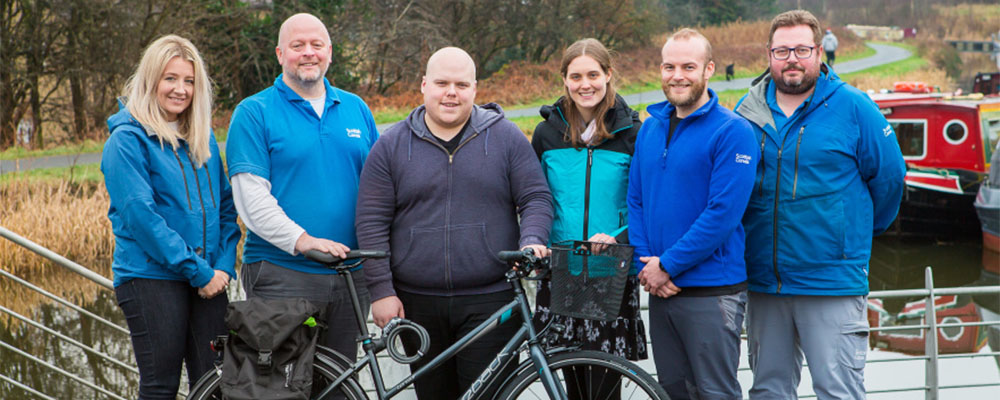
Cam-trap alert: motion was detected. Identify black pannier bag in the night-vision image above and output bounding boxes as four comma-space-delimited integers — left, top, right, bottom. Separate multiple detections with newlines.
221, 297, 324, 400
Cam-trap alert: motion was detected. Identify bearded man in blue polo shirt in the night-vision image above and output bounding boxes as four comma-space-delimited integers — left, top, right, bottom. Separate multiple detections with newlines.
225, 13, 379, 363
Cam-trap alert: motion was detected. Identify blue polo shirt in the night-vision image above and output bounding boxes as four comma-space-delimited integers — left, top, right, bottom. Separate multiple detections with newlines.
226, 75, 378, 273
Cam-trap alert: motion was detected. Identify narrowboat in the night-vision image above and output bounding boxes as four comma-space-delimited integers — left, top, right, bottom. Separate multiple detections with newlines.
867, 295, 988, 355
871, 92, 1000, 237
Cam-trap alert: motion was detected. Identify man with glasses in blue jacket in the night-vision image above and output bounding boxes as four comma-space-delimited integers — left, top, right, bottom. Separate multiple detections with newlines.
735, 10, 905, 399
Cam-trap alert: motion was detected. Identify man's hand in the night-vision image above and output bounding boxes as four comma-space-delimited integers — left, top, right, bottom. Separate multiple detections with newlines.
521, 244, 550, 258
295, 232, 349, 259
371, 296, 405, 328
638, 256, 681, 298
588, 232, 617, 254
198, 270, 230, 299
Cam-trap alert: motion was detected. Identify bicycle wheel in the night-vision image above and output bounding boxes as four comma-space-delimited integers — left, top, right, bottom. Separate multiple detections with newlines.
495, 350, 668, 400
186, 353, 367, 400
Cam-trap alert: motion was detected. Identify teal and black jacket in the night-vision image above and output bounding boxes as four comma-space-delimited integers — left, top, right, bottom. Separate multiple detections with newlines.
531, 95, 640, 273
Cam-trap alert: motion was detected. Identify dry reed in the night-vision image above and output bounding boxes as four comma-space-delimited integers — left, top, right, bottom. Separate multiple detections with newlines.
1, 180, 114, 325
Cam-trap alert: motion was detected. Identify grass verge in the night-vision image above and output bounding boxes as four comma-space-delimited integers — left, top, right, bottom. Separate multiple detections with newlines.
1, 164, 103, 185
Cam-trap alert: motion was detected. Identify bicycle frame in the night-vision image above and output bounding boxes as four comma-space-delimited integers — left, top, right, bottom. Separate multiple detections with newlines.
314, 266, 566, 400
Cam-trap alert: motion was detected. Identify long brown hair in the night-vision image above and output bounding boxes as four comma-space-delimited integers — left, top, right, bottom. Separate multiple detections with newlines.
559, 38, 617, 147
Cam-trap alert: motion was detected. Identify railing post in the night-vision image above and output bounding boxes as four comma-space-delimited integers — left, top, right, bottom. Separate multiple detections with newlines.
924, 266, 939, 400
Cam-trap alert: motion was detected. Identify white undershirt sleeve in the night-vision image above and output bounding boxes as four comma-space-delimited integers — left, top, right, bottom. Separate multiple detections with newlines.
231, 172, 306, 255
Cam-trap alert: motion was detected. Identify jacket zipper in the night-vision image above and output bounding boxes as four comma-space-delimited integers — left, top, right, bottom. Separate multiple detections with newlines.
418, 131, 480, 290
187, 154, 208, 257
172, 150, 193, 210
772, 143, 784, 293
792, 126, 805, 199
583, 148, 593, 239
757, 134, 767, 196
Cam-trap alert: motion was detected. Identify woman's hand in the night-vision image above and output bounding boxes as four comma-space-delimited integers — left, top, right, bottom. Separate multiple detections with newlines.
198, 270, 230, 299
588, 233, 617, 253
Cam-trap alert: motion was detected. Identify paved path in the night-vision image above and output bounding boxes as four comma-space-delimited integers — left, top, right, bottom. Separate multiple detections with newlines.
2, 43, 910, 174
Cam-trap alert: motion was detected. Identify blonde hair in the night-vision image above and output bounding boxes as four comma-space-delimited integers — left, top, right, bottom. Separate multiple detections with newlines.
123, 35, 214, 166
559, 38, 617, 147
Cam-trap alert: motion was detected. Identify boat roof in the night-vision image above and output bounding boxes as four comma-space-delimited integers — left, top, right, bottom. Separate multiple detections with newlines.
869, 92, 1000, 109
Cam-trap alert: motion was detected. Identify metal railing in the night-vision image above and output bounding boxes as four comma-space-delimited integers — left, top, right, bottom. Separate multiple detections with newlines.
2, 224, 999, 399
0, 226, 138, 399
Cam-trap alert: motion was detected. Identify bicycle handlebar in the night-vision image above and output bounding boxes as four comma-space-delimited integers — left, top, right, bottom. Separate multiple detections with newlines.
304, 249, 389, 266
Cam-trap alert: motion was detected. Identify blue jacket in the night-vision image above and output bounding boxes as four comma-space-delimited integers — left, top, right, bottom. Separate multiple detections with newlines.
531, 95, 639, 272
734, 67, 906, 296
628, 90, 758, 288
102, 103, 240, 287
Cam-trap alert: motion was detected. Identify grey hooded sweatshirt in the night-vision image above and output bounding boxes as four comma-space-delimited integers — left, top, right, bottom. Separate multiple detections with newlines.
356, 103, 553, 300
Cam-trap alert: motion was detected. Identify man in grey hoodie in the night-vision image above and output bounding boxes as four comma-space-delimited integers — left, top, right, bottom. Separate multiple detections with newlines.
355, 47, 553, 399
822, 28, 838, 66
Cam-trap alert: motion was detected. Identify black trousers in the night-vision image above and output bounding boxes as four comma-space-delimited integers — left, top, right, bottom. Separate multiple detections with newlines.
825, 50, 836, 66
398, 289, 521, 399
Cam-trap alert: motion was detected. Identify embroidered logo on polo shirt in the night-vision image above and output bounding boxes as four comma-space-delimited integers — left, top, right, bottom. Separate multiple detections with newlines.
346, 128, 362, 138
735, 153, 752, 164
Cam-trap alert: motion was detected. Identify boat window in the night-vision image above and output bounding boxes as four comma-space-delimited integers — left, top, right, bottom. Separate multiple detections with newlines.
943, 119, 967, 145
985, 118, 999, 152
889, 120, 925, 159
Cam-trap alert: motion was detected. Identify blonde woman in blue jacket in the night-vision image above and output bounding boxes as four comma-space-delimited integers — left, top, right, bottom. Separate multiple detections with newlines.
101, 35, 239, 399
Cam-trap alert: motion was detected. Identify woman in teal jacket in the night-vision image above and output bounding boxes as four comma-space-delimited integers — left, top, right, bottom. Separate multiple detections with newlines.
530, 39, 647, 382
101, 35, 239, 399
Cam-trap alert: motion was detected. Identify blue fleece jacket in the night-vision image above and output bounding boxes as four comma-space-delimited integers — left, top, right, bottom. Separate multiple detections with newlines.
627, 90, 758, 287
102, 103, 240, 287
734, 67, 905, 296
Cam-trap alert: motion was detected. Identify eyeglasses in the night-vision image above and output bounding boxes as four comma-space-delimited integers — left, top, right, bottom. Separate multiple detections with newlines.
770, 46, 815, 60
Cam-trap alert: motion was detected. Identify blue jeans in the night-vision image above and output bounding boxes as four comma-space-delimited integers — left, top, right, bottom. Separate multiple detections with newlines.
115, 278, 228, 400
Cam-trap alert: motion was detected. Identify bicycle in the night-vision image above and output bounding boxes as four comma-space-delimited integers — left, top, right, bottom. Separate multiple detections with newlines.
188, 249, 668, 400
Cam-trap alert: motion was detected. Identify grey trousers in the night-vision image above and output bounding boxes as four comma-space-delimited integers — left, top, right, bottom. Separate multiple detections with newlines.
648, 291, 746, 400
747, 292, 868, 400
241, 261, 371, 362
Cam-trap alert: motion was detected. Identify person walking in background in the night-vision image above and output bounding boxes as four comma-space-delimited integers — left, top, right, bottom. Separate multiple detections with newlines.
734, 10, 905, 399
356, 47, 552, 399
225, 13, 379, 363
822, 28, 838, 67
530, 38, 647, 399
102, 34, 239, 399
628, 28, 758, 399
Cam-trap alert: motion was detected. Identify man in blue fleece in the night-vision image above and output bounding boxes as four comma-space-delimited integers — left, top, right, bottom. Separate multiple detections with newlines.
628, 28, 759, 399
355, 47, 552, 399
735, 10, 905, 399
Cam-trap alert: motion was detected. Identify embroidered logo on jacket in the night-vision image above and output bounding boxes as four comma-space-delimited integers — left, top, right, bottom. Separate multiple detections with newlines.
346, 128, 362, 138
735, 153, 753, 164
883, 125, 893, 137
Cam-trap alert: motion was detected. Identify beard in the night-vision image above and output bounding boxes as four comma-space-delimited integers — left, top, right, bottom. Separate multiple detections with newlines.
772, 64, 818, 95
288, 65, 329, 88
663, 76, 708, 109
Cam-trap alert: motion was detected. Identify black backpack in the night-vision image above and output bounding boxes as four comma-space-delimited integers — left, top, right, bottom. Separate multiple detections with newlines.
221, 297, 324, 400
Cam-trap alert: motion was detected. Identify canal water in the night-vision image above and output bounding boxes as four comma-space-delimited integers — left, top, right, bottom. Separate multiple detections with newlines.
1, 235, 998, 399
